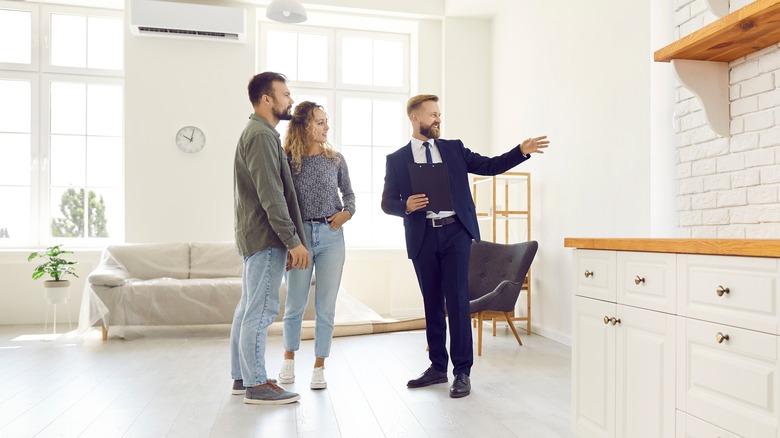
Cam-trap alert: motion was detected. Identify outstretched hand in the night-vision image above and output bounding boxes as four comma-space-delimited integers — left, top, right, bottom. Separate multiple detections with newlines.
519, 136, 550, 155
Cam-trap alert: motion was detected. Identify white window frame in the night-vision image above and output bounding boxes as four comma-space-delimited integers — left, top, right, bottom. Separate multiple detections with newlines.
39, 4, 124, 78
0, 2, 123, 248
335, 29, 410, 94
40, 73, 125, 246
259, 23, 335, 90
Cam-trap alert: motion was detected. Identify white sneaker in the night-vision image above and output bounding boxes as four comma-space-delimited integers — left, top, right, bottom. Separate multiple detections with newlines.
311, 366, 327, 390
279, 359, 295, 384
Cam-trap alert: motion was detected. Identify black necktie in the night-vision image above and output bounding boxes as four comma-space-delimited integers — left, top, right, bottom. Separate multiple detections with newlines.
423, 141, 439, 213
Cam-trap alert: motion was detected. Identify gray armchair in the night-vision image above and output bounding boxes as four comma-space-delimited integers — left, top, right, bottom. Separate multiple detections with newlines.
469, 240, 538, 356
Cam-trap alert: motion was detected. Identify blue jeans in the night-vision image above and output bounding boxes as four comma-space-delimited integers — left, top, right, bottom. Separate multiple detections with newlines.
283, 222, 345, 358
230, 247, 286, 386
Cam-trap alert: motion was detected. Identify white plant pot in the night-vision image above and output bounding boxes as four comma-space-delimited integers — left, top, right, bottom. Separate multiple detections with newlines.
43, 280, 70, 304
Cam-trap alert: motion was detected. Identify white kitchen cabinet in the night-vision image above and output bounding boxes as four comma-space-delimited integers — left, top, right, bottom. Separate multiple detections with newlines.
572, 250, 676, 438
567, 239, 780, 438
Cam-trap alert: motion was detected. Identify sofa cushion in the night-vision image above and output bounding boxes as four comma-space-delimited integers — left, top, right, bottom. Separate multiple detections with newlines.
107, 242, 190, 280
190, 242, 242, 279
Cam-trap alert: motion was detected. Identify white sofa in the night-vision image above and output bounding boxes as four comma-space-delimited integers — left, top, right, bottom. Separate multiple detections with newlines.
81, 242, 314, 340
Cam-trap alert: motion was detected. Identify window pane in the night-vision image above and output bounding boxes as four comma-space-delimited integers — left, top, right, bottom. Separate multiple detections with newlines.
344, 192, 403, 249
341, 145, 371, 192
341, 37, 372, 85
87, 16, 123, 70
51, 14, 87, 68
298, 33, 328, 83
87, 84, 123, 136
372, 146, 395, 193
266, 31, 298, 80
0, 9, 31, 64
341, 98, 371, 145
90, 188, 122, 239
373, 40, 403, 87
50, 135, 86, 187
373, 100, 404, 146
0, 134, 31, 185
50, 187, 85, 238
0, 79, 31, 132
51, 82, 86, 135
87, 136, 122, 187
0, 187, 30, 242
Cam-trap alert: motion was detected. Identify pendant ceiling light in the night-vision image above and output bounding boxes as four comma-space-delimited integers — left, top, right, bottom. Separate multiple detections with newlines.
266, 0, 308, 23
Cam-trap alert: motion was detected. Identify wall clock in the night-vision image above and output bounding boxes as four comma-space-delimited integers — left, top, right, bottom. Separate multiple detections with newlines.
175, 126, 206, 154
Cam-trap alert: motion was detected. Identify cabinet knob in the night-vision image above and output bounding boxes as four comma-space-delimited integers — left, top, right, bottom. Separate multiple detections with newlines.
716, 332, 730, 344
611, 317, 621, 326
584, 270, 594, 278
716, 285, 730, 297
603, 316, 610, 325
634, 276, 645, 285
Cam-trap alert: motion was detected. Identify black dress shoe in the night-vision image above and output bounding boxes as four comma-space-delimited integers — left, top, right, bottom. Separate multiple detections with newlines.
449, 373, 471, 398
407, 366, 448, 388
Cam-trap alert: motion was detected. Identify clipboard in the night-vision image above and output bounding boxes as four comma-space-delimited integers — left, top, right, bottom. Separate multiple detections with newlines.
408, 163, 453, 211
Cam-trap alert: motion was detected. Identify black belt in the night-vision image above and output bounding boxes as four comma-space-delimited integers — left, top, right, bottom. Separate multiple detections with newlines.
427, 216, 457, 228
306, 217, 329, 224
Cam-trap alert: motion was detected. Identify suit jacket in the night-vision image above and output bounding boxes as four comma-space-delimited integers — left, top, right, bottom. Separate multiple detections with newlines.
381, 138, 529, 259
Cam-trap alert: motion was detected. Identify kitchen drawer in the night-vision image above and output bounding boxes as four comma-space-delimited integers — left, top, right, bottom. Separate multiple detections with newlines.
675, 410, 739, 438
678, 254, 779, 334
574, 249, 616, 302
678, 318, 780, 438
617, 251, 676, 313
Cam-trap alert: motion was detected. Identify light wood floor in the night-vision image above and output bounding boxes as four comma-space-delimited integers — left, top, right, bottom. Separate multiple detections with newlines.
0, 323, 575, 438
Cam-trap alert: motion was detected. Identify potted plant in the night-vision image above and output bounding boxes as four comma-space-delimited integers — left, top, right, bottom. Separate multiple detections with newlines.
28, 244, 78, 304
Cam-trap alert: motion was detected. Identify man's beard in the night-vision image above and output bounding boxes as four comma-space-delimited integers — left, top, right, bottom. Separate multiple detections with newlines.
419, 122, 440, 139
271, 98, 292, 121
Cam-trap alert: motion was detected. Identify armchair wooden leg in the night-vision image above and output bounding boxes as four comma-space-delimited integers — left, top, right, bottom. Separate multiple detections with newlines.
504, 312, 523, 346
102, 325, 108, 341
477, 312, 484, 356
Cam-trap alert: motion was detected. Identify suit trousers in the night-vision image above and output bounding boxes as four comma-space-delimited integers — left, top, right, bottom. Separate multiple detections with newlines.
411, 217, 474, 376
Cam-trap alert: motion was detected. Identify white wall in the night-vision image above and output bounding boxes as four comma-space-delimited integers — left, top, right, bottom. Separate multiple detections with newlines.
491, 0, 657, 344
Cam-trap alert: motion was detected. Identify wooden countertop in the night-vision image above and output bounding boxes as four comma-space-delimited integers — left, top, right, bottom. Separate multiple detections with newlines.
564, 238, 780, 258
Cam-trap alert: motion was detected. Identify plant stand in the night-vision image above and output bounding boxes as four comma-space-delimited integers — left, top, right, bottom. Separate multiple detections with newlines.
43, 280, 72, 336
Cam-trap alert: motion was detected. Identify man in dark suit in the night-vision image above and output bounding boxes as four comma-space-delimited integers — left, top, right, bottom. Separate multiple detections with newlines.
381, 94, 548, 398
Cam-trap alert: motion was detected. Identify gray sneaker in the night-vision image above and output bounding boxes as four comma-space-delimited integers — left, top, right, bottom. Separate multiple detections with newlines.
232, 379, 246, 395
244, 380, 301, 405
232, 378, 277, 395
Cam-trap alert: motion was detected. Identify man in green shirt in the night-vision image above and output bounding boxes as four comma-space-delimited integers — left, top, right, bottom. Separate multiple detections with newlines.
230, 72, 310, 405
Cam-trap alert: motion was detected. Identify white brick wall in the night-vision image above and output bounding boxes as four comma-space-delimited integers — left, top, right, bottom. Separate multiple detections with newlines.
675, 0, 780, 237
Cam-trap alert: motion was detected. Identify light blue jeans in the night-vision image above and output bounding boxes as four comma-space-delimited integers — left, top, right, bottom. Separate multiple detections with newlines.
230, 247, 286, 387
283, 222, 345, 358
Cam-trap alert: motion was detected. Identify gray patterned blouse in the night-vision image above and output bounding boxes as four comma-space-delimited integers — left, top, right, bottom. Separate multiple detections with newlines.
288, 152, 356, 220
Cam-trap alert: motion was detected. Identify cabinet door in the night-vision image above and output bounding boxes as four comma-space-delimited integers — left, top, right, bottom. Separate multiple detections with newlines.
615, 304, 676, 438
575, 249, 617, 301
680, 318, 780, 438
675, 410, 740, 438
617, 251, 676, 314
573, 296, 616, 438
678, 254, 779, 334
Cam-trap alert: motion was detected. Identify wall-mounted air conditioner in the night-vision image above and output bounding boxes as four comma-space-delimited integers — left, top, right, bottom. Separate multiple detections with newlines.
130, 0, 245, 43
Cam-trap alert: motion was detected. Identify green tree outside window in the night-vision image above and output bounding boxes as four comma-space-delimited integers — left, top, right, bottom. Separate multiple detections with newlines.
51, 188, 109, 238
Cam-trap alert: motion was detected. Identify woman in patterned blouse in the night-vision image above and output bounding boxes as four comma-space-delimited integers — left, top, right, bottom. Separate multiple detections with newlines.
278, 101, 356, 390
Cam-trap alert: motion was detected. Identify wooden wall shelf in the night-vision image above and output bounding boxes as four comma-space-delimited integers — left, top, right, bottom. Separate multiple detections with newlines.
654, 0, 780, 63
652, 0, 780, 138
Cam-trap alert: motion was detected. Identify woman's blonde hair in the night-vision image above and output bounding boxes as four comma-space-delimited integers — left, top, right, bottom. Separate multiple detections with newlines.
284, 101, 339, 173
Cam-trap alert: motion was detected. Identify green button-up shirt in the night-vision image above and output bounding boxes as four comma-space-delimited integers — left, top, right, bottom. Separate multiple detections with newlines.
234, 114, 305, 256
